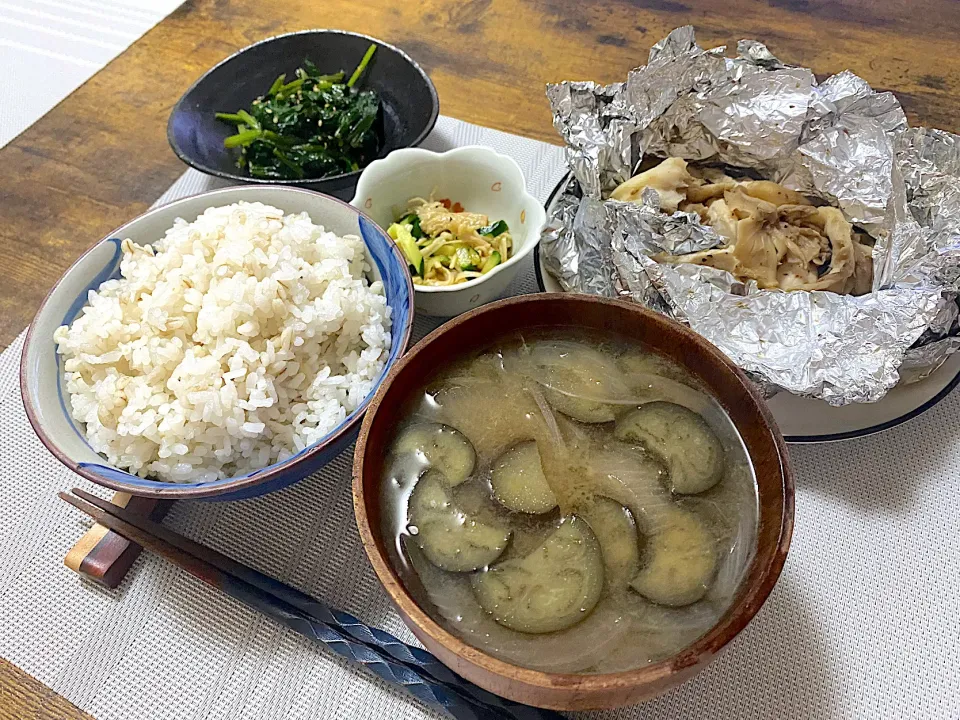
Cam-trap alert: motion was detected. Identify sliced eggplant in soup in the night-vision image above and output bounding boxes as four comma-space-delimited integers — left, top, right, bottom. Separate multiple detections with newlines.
579, 497, 641, 591
523, 341, 627, 423
629, 504, 717, 607
409, 472, 510, 572
471, 517, 604, 634
394, 423, 477, 486
615, 402, 724, 494
490, 441, 558, 514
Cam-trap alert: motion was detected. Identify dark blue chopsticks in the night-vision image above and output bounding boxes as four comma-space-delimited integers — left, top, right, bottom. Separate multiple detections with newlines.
61, 488, 564, 720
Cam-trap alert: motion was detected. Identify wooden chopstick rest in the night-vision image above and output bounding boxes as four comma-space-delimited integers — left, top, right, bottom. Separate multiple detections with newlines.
65, 492, 172, 588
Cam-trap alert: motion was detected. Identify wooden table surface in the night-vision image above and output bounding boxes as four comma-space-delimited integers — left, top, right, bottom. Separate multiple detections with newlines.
3, 0, 960, 716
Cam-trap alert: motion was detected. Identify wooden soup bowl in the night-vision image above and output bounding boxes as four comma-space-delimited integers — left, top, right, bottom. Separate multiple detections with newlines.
353, 294, 794, 711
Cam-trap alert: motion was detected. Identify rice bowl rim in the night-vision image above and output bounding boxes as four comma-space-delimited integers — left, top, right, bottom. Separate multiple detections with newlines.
20, 186, 414, 499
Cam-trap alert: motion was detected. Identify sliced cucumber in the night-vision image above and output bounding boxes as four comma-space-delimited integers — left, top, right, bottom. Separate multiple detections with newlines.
436, 242, 463, 257
395, 213, 425, 238
454, 246, 481, 271
480, 251, 502, 274
388, 222, 424, 276
424, 254, 451, 274
615, 402, 724, 494
393, 423, 476, 486
490, 441, 558, 514
409, 472, 510, 572
580, 497, 640, 591
471, 517, 604, 634
478, 219, 509, 236
629, 504, 716, 607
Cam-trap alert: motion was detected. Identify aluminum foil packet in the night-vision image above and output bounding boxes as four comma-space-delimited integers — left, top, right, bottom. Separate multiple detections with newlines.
542, 26, 960, 405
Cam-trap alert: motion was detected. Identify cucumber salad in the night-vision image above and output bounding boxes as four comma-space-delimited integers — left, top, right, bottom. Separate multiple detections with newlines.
387, 196, 513, 286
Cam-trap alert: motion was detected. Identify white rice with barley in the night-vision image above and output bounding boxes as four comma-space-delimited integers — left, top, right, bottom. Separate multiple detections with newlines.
53, 201, 392, 482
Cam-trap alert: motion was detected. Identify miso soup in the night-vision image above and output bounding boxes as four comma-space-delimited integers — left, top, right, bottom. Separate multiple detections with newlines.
380, 329, 758, 674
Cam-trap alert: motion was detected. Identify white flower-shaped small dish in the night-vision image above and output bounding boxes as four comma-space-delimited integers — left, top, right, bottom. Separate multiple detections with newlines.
352, 145, 547, 317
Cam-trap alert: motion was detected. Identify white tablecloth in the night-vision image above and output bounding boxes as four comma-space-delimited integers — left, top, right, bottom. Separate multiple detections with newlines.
0, 114, 958, 719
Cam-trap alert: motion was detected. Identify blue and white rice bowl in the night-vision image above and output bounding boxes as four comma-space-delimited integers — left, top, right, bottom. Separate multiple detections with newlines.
21, 186, 413, 501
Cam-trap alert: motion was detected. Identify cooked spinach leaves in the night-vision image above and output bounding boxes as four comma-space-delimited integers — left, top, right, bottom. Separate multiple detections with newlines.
216, 45, 380, 180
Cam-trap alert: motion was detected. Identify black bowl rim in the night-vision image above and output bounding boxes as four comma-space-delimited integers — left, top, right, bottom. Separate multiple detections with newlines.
166, 29, 440, 187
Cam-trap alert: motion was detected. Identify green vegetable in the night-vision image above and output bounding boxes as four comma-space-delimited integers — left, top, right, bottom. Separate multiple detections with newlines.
214, 111, 246, 124
478, 219, 509, 237
274, 77, 305, 100
347, 43, 378, 88
271, 147, 305, 179
215, 45, 380, 180
388, 223, 424, 276
454, 246, 481, 271
480, 251, 502, 274
224, 129, 262, 148
397, 213, 425, 239
425, 255, 450, 274
410, 216, 424, 239
436, 242, 463, 257
236, 109, 260, 129
266, 74, 286, 96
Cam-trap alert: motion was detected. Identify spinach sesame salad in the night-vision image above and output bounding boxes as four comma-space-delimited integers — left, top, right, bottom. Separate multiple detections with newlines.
215, 44, 380, 180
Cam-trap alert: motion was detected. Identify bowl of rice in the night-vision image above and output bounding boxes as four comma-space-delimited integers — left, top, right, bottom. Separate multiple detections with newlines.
20, 186, 413, 500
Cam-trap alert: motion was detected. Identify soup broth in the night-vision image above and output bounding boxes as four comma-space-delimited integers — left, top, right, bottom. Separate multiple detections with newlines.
381, 329, 758, 674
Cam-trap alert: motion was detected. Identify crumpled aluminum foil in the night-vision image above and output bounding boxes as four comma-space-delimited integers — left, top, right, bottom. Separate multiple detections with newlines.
542, 26, 960, 405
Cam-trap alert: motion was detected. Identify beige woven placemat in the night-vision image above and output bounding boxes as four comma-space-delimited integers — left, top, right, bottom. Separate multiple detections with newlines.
1, 116, 957, 720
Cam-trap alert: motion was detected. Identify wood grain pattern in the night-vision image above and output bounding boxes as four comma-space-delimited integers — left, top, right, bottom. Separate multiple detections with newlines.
2, 0, 960, 353
2, 0, 958, 716
0, 659, 93, 720
64, 494, 172, 588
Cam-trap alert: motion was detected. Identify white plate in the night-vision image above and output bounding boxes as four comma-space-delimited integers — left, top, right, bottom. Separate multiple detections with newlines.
535, 179, 960, 443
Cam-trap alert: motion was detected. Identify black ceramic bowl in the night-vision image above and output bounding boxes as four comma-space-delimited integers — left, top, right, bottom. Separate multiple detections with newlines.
167, 30, 439, 200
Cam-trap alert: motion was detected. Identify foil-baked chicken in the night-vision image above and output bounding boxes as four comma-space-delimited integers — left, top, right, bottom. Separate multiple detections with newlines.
611, 157, 873, 295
